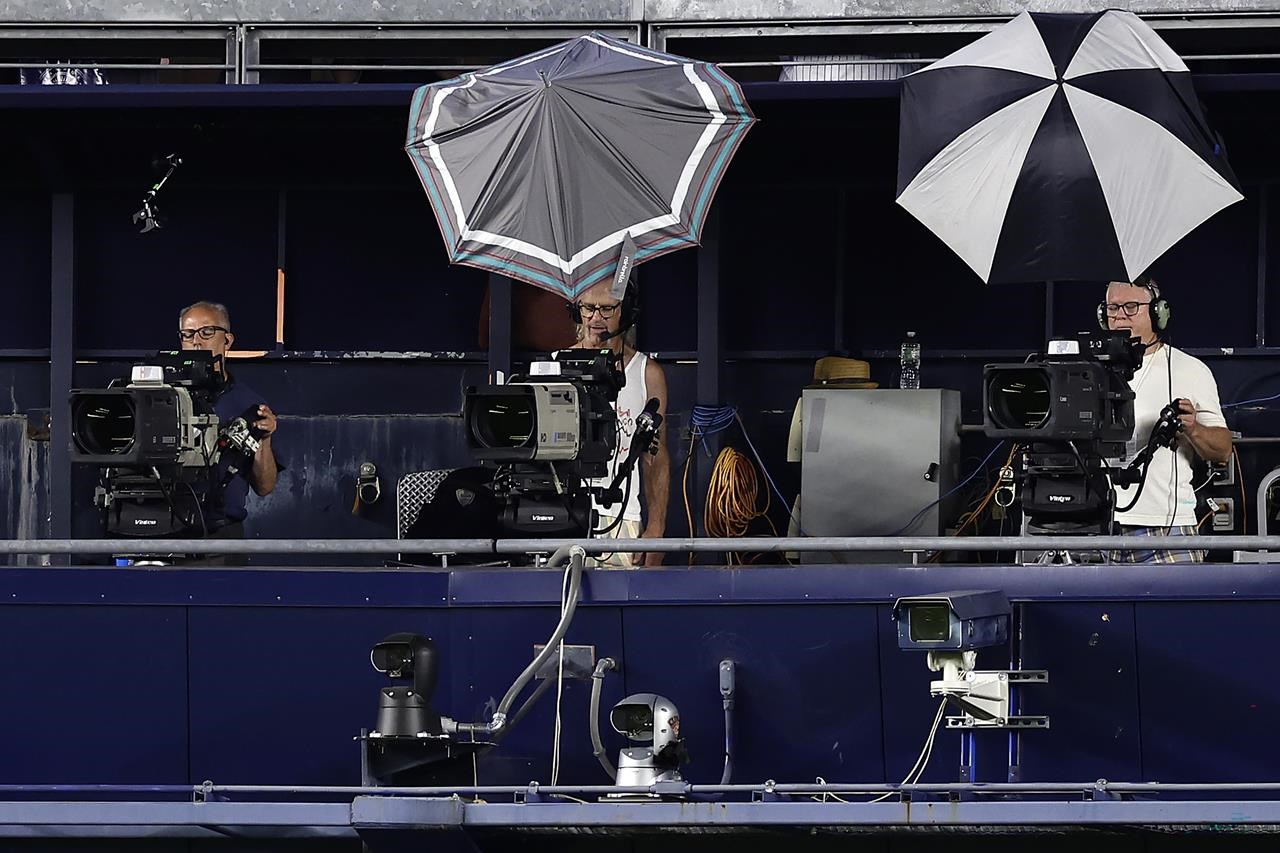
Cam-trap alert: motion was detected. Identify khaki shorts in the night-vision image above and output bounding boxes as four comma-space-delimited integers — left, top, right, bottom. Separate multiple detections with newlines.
591, 516, 642, 568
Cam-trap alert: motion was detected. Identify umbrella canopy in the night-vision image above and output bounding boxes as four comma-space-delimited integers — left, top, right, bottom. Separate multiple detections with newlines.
406, 33, 756, 299
896, 10, 1243, 284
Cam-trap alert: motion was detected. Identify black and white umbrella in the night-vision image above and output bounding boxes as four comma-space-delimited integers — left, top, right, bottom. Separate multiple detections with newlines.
896, 10, 1243, 284
406, 33, 755, 299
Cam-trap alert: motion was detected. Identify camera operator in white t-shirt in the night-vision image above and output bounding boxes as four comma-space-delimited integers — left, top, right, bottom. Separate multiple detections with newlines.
1102, 276, 1232, 563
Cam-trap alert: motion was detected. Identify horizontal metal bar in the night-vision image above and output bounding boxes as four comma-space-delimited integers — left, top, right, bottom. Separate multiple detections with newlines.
717, 53, 1280, 70
209, 780, 1280, 795
495, 535, 1279, 554
4, 795, 1280, 839
246, 63, 483, 71
0, 785, 195, 794
361, 798, 1280, 828
52, 346, 1280, 362
0, 62, 232, 70
0, 801, 356, 837
245, 24, 638, 37
74, 348, 485, 361
0, 26, 235, 37
0, 535, 1275, 556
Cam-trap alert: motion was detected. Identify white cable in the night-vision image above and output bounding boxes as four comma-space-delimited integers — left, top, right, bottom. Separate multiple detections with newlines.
549, 564, 571, 784
869, 698, 947, 803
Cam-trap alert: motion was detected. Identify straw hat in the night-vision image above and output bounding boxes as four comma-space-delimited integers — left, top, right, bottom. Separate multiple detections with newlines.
811, 356, 878, 388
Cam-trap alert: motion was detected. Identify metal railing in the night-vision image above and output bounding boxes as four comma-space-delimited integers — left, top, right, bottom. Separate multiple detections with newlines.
1, 534, 1278, 557
2, 18, 1280, 86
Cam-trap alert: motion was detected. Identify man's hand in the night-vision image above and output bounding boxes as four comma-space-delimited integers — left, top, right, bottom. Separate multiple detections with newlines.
635, 525, 665, 567
250, 404, 279, 496
254, 404, 278, 438
1175, 398, 1233, 464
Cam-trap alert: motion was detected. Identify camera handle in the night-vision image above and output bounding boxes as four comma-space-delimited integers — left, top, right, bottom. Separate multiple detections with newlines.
599, 398, 662, 509
1112, 399, 1185, 510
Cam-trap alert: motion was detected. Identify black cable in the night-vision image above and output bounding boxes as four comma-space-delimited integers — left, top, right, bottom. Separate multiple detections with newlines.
1165, 342, 1178, 530
593, 471, 633, 537
1067, 441, 1092, 501
1115, 457, 1153, 514
184, 481, 209, 538
150, 467, 201, 535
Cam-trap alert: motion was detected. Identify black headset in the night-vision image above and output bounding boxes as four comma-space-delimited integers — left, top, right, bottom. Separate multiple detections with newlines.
1097, 276, 1170, 335
566, 276, 640, 340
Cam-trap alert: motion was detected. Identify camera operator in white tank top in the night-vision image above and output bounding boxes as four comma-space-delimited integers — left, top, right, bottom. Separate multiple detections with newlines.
570, 279, 670, 567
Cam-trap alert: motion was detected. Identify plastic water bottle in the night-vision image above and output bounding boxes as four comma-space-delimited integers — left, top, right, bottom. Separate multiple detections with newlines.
899, 331, 921, 390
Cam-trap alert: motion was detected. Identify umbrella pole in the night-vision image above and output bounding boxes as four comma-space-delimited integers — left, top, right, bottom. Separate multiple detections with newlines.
488, 273, 512, 384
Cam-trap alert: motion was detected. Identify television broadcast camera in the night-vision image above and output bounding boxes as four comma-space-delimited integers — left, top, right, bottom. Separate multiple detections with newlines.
983, 332, 1151, 534
460, 349, 661, 539
69, 351, 264, 537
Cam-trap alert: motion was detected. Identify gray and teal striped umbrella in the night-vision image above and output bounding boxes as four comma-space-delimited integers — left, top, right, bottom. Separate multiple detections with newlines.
406, 33, 755, 300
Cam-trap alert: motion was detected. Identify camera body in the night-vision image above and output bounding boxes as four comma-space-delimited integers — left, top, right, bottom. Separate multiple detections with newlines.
984, 332, 1143, 457
892, 590, 1011, 652
370, 633, 443, 738
70, 351, 229, 538
984, 333, 1147, 535
609, 693, 687, 787
464, 349, 622, 477
461, 350, 625, 539
70, 351, 221, 469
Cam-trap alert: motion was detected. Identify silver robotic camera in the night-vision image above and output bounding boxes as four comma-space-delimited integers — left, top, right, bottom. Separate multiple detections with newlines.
609, 693, 688, 787
892, 591, 1047, 730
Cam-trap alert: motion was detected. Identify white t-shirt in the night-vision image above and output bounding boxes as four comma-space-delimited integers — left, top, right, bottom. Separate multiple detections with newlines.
590, 350, 648, 522
1113, 344, 1227, 527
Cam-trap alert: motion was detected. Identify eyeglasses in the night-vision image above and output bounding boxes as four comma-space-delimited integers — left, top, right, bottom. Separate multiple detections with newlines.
576, 302, 622, 319
178, 325, 229, 341
1101, 301, 1152, 318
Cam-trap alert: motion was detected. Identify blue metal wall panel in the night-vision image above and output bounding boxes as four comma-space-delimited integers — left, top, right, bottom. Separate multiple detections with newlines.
1136, 602, 1280, 783
187, 606, 449, 785
1020, 603, 1143, 783
446, 605, 625, 786
620, 603, 885, 786
0, 605, 188, 784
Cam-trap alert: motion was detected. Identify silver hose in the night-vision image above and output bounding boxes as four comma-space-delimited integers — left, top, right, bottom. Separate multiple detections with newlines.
590, 657, 618, 780
454, 545, 586, 735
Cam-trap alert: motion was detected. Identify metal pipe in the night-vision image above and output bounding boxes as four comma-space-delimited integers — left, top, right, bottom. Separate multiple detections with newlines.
0, 62, 233, 70
453, 546, 585, 735
490, 677, 554, 745
1256, 466, 1280, 543
589, 657, 617, 780
193, 780, 1280, 797
497, 535, 1280, 554
4, 535, 1280, 556
719, 659, 736, 785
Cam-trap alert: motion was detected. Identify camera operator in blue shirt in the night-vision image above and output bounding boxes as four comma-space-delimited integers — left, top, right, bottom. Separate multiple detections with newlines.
178, 301, 279, 552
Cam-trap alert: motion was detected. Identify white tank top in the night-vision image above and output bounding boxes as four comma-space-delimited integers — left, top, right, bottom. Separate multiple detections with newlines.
591, 351, 648, 522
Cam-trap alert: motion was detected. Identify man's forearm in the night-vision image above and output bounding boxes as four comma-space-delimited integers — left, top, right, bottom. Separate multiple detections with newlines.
251, 437, 278, 496
642, 450, 670, 535
1187, 425, 1233, 465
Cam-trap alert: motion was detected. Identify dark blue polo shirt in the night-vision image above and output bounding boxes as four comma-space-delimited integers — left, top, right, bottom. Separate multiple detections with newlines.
210, 376, 272, 525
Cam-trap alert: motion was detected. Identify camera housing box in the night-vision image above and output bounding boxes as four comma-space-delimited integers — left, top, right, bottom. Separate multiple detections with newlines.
463, 349, 623, 472
892, 590, 1010, 651
70, 385, 211, 467
983, 332, 1142, 453
69, 350, 221, 467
